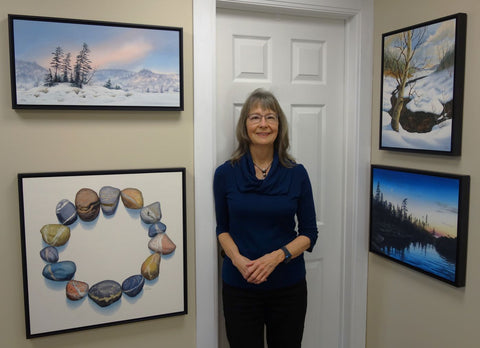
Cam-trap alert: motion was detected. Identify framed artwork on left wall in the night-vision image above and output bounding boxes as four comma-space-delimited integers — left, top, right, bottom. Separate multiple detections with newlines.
8, 14, 184, 111
18, 168, 187, 338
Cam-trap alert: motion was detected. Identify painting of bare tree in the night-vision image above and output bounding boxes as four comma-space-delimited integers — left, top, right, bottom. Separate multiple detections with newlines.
380, 13, 466, 155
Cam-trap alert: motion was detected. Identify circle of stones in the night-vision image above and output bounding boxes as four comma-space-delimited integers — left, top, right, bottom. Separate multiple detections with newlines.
39, 186, 175, 308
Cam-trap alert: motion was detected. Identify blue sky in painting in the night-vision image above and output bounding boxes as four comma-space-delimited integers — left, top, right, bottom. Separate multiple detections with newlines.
13, 18, 180, 74
385, 18, 456, 67
372, 167, 460, 237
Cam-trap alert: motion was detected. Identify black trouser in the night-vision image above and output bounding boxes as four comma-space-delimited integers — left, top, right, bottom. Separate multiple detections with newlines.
222, 279, 307, 348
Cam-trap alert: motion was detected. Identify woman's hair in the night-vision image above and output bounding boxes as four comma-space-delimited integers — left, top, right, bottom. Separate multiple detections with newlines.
230, 88, 295, 167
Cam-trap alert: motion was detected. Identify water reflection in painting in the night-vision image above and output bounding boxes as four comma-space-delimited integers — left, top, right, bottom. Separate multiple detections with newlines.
370, 165, 469, 287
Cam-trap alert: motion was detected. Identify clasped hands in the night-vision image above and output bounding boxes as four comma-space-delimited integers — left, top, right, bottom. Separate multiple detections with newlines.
232, 250, 283, 285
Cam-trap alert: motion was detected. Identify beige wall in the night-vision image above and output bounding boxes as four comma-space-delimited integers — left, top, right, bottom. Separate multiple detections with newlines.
369, 0, 480, 347
0, 0, 195, 347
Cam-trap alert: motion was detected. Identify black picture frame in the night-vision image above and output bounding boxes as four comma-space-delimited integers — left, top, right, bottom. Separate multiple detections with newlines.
369, 165, 469, 287
18, 168, 187, 338
9, 14, 184, 111
379, 13, 466, 155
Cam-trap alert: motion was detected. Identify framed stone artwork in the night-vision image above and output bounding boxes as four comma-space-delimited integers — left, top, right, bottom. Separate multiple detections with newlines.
8, 14, 183, 111
370, 165, 470, 287
18, 168, 187, 338
379, 13, 466, 155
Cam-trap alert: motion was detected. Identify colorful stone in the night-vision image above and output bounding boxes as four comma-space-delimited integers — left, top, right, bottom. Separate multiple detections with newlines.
148, 233, 176, 255
66, 280, 89, 301
75, 188, 100, 221
141, 253, 161, 280
40, 246, 59, 263
140, 202, 162, 224
88, 280, 122, 307
120, 188, 144, 209
42, 261, 76, 281
55, 199, 78, 225
122, 274, 145, 297
99, 186, 121, 216
148, 221, 167, 237
40, 224, 71, 246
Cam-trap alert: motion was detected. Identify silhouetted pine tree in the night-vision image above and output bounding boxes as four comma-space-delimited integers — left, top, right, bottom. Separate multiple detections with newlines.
375, 182, 381, 202
104, 79, 112, 89
50, 46, 64, 82
44, 69, 54, 87
401, 198, 408, 220
62, 52, 72, 83
73, 43, 92, 88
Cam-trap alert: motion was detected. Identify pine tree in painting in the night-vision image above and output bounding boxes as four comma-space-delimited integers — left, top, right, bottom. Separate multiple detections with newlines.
73, 43, 93, 88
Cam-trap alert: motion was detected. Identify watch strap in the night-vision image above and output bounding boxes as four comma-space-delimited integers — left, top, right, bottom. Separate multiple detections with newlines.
281, 246, 292, 263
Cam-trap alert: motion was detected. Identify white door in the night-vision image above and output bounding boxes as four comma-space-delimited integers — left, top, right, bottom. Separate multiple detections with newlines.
217, 9, 345, 348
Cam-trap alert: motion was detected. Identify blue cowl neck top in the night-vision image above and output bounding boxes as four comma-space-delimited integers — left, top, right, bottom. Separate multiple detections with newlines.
214, 151, 318, 290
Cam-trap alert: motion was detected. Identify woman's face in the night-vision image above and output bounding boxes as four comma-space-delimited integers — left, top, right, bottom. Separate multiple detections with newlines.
246, 104, 279, 148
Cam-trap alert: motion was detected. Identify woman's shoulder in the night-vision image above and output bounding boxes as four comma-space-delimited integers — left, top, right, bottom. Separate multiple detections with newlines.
288, 162, 310, 179
288, 162, 306, 172
215, 160, 235, 176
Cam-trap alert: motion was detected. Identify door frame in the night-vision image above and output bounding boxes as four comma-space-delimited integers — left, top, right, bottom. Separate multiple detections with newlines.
193, 1, 373, 347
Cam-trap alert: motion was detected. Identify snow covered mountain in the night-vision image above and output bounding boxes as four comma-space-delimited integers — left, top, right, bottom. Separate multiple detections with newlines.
14, 60, 48, 90
14, 60, 180, 93
92, 68, 180, 93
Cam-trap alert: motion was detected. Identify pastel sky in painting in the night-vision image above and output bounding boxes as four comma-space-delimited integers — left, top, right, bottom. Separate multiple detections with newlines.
372, 167, 460, 238
12, 18, 180, 74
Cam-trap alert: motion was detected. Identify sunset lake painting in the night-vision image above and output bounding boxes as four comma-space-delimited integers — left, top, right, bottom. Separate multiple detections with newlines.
370, 165, 469, 286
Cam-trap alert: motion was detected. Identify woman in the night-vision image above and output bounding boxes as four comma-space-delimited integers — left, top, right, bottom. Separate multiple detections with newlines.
213, 88, 318, 348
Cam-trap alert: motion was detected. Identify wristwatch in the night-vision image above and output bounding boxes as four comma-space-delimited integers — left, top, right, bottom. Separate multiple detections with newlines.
281, 246, 292, 264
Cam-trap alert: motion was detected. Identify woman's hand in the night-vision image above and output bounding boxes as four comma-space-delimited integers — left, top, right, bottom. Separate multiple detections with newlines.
245, 250, 284, 284
218, 232, 311, 285
231, 254, 254, 280
218, 232, 256, 280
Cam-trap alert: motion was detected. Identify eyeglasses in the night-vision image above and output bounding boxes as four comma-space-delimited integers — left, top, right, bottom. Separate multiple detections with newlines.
247, 113, 278, 124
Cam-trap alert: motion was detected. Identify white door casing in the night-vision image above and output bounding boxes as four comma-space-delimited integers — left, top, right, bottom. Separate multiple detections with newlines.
194, 1, 373, 347
216, 9, 345, 347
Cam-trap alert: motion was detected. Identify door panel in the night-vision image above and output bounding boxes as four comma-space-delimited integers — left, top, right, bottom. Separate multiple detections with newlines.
217, 9, 345, 347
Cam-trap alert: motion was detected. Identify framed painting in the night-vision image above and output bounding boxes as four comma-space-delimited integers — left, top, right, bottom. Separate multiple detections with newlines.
8, 14, 183, 111
370, 165, 469, 287
18, 168, 187, 338
379, 13, 466, 155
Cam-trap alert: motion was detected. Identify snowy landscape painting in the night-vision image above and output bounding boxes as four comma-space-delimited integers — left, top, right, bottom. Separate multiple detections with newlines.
370, 165, 469, 287
8, 15, 183, 110
380, 13, 466, 155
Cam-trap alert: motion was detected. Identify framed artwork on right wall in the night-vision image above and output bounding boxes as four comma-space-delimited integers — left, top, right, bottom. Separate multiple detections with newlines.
370, 165, 470, 287
379, 13, 467, 155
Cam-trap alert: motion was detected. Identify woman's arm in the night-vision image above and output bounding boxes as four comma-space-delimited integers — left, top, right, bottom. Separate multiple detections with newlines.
284, 235, 312, 259
218, 232, 253, 280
